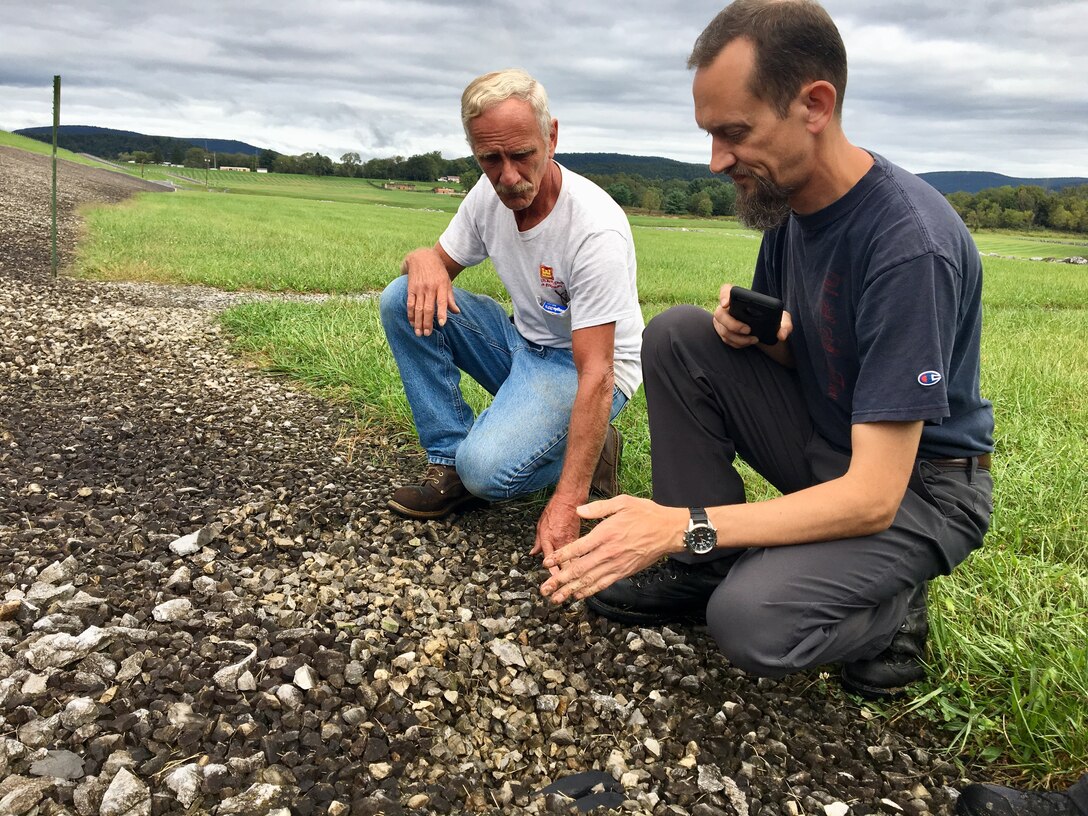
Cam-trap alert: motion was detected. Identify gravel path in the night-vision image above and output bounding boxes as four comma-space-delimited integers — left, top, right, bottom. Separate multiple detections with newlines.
1, 148, 971, 816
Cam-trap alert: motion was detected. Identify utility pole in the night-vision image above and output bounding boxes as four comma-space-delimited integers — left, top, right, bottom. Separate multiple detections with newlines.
51, 75, 60, 277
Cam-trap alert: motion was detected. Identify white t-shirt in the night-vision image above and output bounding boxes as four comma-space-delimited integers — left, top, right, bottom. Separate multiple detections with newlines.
438, 163, 644, 397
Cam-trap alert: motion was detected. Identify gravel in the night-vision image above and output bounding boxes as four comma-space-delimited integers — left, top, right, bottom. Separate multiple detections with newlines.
1, 147, 974, 815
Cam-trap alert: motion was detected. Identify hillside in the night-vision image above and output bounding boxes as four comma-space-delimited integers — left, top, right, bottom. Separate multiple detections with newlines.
0, 129, 124, 170
14, 125, 261, 161
916, 170, 1088, 195
556, 152, 1087, 193
556, 152, 716, 181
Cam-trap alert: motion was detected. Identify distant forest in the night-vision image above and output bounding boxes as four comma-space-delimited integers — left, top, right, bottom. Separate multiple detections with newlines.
17, 126, 1088, 234
947, 186, 1088, 233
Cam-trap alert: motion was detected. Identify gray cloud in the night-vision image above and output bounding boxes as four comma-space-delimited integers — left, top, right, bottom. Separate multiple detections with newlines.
2, 0, 1085, 177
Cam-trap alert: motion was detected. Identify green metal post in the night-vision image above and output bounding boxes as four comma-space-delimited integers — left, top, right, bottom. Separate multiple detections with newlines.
52, 75, 60, 276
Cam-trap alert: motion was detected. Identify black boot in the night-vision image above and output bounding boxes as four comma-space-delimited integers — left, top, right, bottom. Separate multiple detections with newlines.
841, 581, 929, 699
955, 778, 1088, 816
584, 558, 727, 626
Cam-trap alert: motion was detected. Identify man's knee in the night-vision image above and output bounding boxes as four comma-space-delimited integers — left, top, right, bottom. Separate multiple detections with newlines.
642, 305, 712, 363
379, 275, 409, 324
457, 430, 559, 501
455, 439, 509, 501
706, 586, 803, 678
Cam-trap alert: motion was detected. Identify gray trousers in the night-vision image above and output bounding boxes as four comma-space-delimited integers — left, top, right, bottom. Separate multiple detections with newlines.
643, 306, 992, 677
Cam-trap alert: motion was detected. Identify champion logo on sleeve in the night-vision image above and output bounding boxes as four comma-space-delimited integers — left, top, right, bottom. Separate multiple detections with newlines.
917, 370, 943, 386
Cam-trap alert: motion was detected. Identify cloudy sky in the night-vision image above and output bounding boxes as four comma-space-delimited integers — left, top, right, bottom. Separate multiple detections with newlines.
3, 0, 1086, 178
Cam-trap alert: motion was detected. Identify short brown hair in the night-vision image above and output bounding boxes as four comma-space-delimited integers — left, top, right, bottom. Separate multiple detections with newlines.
688, 0, 847, 118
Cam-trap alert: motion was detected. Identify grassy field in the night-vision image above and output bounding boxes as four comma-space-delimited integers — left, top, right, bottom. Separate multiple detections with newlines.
67, 161, 1088, 782
77, 193, 462, 292
975, 234, 1088, 260
107, 162, 468, 212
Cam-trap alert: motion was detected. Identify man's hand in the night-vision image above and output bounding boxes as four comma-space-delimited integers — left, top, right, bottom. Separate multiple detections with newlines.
402, 247, 461, 336
539, 496, 688, 604
531, 496, 581, 576
713, 283, 792, 348
532, 322, 616, 572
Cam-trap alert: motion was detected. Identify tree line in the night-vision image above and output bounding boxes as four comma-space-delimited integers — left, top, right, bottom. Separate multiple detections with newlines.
584, 172, 738, 217
330, 151, 477, 185
120, 146, 259, 170
239, 149, 1088, 233
947, 185, 1088, 234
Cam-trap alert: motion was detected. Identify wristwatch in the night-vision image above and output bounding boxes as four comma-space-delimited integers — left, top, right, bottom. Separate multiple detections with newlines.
683, 507, 717, 555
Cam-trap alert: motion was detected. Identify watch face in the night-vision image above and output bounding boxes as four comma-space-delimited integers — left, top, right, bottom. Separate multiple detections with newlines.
685, 524, 716, 555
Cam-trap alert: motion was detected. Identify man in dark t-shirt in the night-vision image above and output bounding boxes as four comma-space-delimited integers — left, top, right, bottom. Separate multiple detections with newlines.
539, 0, 994, 698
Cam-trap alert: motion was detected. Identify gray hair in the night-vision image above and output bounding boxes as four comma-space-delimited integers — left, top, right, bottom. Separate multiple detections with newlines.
461, 68, 552, 145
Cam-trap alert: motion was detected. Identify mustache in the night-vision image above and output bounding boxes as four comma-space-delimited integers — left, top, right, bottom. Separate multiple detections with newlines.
728, 162, 755, 180
729, 164, 793, 195
495, 181, 534, 195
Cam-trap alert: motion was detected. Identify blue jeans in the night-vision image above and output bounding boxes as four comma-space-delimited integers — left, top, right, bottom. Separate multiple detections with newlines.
379, 276, 628, 501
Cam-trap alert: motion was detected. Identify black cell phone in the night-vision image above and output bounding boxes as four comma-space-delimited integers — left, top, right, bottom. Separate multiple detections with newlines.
728, 286, 783, 345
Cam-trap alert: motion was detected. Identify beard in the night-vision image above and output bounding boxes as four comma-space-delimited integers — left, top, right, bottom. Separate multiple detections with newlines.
732, 165, 794, 231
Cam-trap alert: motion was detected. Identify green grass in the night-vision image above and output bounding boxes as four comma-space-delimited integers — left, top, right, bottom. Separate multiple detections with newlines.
633, 225, 762, 304
65, 158, 1088, 783
105, 163, 467, 212
922, 548, 1088, 779
76, 191, 485, 293
972, 232, 1088, 260
628, 213, 758, 231
223, 178, 464, 212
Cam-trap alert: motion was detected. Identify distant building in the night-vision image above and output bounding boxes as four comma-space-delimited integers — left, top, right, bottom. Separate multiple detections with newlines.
220, 166, 251, 172
433, 187, 456, 195
256, 168, 269, 173
438, 175, 461, 183
384, 183, 416, 191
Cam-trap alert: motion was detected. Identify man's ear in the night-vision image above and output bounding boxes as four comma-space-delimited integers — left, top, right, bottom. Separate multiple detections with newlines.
548, 118, 559, 157
800, 80, 837, 134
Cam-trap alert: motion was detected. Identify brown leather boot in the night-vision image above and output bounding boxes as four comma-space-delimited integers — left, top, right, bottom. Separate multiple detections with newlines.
388, 464, 480, 519
590, 425, 624, 499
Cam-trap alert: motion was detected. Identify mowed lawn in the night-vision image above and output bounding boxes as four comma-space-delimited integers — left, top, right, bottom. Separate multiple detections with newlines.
74, 175, 1088, 782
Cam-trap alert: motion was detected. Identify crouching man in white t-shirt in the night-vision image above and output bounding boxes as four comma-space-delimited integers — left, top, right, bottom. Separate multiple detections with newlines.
379, 68, 643, 563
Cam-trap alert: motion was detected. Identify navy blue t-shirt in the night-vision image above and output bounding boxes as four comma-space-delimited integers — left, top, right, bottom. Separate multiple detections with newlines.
752, 153, 993, 458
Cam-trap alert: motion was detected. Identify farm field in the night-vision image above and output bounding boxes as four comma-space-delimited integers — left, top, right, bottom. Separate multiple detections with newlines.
113, 163, 467, 212
89, 154, 1088, 260
65, 159, 1088, 781
975, 234, 1088, 260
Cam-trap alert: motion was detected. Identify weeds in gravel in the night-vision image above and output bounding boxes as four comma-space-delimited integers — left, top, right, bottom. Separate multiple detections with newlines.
75, 177, 1088, 781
